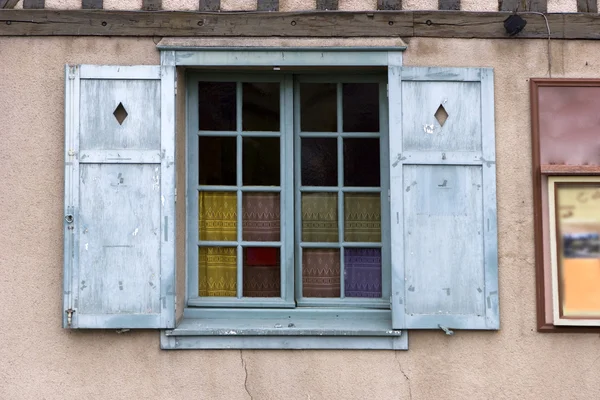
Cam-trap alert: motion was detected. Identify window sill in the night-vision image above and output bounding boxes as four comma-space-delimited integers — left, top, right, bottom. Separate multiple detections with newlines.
160, 308, 407, 350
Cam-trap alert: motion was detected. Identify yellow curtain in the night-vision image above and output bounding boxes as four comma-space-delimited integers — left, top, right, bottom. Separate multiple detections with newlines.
199, 247, 237, 297
301, 193, 338, 242
199, 192, 237, 241
198, 192, 237, 296
344, 193, 381, 242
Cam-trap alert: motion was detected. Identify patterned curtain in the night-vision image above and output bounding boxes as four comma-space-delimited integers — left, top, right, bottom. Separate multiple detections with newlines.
243, 248, 280, 297
242, 193, 280, 241
344, 193, 381, 242
198, 247, 237, 297
302, 249, 340, 297
198, 192, 237, 296
301, 193, 338, 242
344, 248, 382, 298
199, 192, 237, 241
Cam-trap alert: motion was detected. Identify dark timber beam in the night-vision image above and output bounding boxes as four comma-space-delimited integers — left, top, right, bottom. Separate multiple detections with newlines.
499, 0, 547, 12
142, 0, 161, 11
577, 0, 597, 13
0, 11, 599, 40
23, 0, 44, 8
257, 0, 278, 11
0, 0, 20, 8
317, 0, 338, 10
199, 0, 219, 11
82, 0, 103, 9
439, 0, 460, 10
378, 0, 402, 10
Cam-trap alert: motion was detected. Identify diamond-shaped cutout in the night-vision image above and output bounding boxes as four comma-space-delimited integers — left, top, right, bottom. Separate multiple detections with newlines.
113, 102, 128, 125
434, 104, 449, 127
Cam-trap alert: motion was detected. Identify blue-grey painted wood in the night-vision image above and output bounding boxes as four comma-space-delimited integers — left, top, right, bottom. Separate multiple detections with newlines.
63, 64, 175, 329
389, 66, 499, 330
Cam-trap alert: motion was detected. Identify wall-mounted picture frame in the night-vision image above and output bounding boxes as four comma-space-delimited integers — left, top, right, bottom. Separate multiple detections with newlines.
549, 176, 600, 326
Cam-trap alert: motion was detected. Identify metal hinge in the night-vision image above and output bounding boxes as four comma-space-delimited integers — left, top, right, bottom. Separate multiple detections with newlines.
68, 66, 77, 80
66, 309, 75, 327
386, 83, 389, 98
438, 325, 454, 336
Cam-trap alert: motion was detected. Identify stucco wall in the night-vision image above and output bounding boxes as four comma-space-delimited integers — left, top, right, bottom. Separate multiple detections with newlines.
9, 0, 591, 11
2, 36, 600, 399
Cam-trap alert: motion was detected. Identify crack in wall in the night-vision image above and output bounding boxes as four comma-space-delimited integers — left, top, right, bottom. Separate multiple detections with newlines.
240, 350, 253, 400
395, 351, 412, 400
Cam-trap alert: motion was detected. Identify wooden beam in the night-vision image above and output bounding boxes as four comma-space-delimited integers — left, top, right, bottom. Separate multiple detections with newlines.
378, 0, 401, 10
142, 0, 161, 11
199, 0, 219, 11
0, 0, 20, 8
317, 0, 338, 10
1, 11, 599, 40
438, 0, 459, 10
82, 0, 103, 9
577, 0, 598, 13
257, 0, 278, 11
499, 0, 546, 12
23, 0, 44, 8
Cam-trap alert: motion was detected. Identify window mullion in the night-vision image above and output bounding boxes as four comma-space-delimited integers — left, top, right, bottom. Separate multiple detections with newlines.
337, 82, 345, 299
236, 81, 243, 299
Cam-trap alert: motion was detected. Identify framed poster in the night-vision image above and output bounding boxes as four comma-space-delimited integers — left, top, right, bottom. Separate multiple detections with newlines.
549, 176, 600, 326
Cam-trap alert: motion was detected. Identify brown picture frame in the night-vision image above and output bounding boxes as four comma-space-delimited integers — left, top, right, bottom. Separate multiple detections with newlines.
531, 78, 600, 332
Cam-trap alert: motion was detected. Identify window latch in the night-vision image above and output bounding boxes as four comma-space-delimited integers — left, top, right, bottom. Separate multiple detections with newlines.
65, 309, 75, 327
438, 325, 454, 336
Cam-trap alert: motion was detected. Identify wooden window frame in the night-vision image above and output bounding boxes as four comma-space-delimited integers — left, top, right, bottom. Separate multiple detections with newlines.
531, 78, 600, 332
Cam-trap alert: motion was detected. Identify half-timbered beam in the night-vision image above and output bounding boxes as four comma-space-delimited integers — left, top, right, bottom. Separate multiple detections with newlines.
439, 0, 460, 10
257, 0, 278, 11
23, 0, 44, 8
199, 0, 219, 11
82, 0, 103, 9
577, 0, 597, 13
142, 0, 161, 11
378, 0, 401, 9
0, 0, 20, 8
1, 10, 599, 40
499, 0, 547, 12
317, 0, 338, 10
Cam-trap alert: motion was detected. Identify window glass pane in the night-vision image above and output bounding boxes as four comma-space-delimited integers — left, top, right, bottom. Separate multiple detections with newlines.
199, 136, 236, 185
302, 193, 338, 242
344, 138, 380, 187
300, 83, 337, 132
343, 83, 380, 132
199, 82, 236, 131
243, 82, 280, 132
302, 249, 340, 298
555, 183, 600, 318
243, 137, 280, 186
301, 138, 337, 187
243, 193, 280, 241
243, 247, 281, 297
344, 193, 381, 242
199, 192, 237, 241
199, 247, 237, 297
344, 248, 382, 298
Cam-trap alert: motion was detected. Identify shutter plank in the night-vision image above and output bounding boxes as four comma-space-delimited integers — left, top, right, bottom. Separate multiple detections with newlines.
439, 0, 460, 10
63, 65, 175, 329
378, 0, 402, 9
389, 67, 499, 331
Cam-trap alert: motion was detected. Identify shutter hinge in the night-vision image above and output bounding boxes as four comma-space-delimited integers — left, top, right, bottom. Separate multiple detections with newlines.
174, 192, 177, 203
65, 309, 75, 327
174, 85, 177, 96
68, 66, 77, 80
438, 325, 455, 336
386, 83, 389, 98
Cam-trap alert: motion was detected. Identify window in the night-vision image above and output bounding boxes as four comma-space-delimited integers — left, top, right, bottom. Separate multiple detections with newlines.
531, 79, 600, 330
62, 49, 499, 350
187, 73, 390, 310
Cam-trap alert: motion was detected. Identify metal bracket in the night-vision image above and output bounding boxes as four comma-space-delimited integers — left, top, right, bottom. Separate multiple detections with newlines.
438, 325, 454, 336
66, 309, 75, 327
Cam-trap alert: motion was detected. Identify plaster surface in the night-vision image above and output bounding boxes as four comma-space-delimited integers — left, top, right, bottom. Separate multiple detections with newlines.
280, 0, 316, 10
221, 0, 257, 10
548, 0, 578, 12
163, 0, 198, 10
45, 0, 80, 9
461, 0, 497, 11
2, 36, 600, 399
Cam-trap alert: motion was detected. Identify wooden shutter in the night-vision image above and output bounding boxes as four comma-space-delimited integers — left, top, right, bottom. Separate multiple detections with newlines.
388, 66, 499, 331
63, 65, 176, 329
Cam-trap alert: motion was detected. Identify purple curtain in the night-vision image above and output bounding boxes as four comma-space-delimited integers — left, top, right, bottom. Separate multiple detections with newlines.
344, 248, 382, 298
